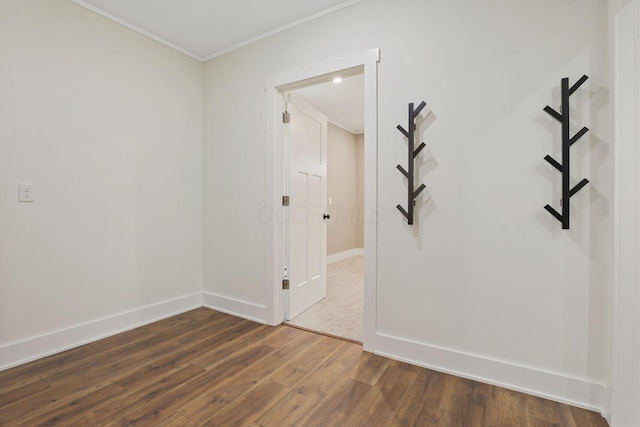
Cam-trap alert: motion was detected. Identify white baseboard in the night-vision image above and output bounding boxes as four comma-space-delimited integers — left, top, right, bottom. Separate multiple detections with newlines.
373, 333, 606, 414
327, 248, 364, 264
0, 292, 203, 372
202, 292, 268, 324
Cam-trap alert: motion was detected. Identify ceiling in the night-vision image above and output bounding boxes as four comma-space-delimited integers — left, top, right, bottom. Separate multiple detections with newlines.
294, 74, 364, 135
70, 0, 363, 61
70, 0, 366, 135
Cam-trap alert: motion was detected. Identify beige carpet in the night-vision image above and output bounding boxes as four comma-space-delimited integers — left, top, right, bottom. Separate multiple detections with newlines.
286, 256, 364, 342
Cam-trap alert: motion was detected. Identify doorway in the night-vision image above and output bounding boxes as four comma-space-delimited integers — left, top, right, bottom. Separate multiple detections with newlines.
264, 48, 379, 350
285, 74, 365, 342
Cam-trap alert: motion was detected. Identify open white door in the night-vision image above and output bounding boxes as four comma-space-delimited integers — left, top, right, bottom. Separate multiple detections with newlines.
285, 95, 328, 320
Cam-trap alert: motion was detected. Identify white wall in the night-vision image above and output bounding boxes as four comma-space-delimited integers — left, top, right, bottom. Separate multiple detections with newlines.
355, 133, 364, 249
326, 123, 359, 256
0, 0, 203, 368
203, 0, 610, 412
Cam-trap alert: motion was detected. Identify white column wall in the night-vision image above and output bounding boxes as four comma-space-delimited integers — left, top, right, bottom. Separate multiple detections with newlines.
610, 0, 640, 425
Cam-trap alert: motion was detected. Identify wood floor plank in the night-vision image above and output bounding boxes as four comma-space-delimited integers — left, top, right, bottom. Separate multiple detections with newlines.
0, 309, 610, 427
188, 323, 274, 370
269, 334, 344, 388
366, 366, 436, 427
300, 378, 372, 426
253, 385, 318, 427
446, 376, 482, 427
526, 393, 577, 427
110, 344, 275, 425
413, 369, 454, 426
169, 311, 272, 352
178, 333, 318, 423
0, 377, 51, 407
0, 327, 154, 384
466, 381, 500, 427
341, 382, 386, 426
392, 358, 427, 373
199, 380, 290, 426
568, 404, 610, 427
248, 323, 309, 348
156, 412, 198, 427
69, 363, 205, 425
142, 307, 222, 337
172, 313, 251, 345
530, 418, 565, 427
42, 333, 175, 385
113, 317, 265, 389
361, 362, 420, 426
350, 351, 393, 385
254, 342, 360, 427
42, 336, 184, 394
0, 381, 124, 426
499, 387, 532, 427
285, 339, 362, 394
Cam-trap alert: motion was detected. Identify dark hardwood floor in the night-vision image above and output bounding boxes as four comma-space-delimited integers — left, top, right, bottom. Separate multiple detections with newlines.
0, 308, 609, 426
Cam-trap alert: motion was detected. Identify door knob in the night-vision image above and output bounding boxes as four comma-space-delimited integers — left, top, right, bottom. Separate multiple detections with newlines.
323, 214, 331, 220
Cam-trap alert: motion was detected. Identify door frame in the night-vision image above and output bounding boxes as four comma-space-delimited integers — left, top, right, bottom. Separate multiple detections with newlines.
610, 0, 640, 425
264, 48, 379, 350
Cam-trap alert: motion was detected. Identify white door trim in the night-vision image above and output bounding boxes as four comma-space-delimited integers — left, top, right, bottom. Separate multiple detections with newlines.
610, 0, 640, 425
264, 49, 380, 350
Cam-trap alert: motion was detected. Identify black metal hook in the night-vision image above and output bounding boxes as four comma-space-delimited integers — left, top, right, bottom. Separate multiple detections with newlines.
542, 75, 590, 229
396, 101, 429, 225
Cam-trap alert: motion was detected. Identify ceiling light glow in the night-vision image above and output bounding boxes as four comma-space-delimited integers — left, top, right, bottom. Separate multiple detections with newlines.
333, 77, 343, 84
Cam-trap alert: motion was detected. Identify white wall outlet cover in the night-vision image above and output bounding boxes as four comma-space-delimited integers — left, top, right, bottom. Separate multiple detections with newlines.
19, 183, 34, 202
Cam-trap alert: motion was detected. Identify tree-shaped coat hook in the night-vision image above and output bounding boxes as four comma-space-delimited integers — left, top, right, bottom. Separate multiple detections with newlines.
543, 75, 590, 229
396, 101, 428, 225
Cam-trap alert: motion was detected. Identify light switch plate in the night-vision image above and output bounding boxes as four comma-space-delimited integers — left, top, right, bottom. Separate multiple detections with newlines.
19, 183, 34, 202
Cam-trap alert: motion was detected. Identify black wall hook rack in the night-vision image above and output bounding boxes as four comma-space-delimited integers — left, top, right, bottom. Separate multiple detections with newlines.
396, 101, 428, 225
542, 75, 590, 229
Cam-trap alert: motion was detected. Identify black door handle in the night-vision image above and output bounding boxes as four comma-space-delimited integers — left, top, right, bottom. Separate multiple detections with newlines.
323, 214, 331, 220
